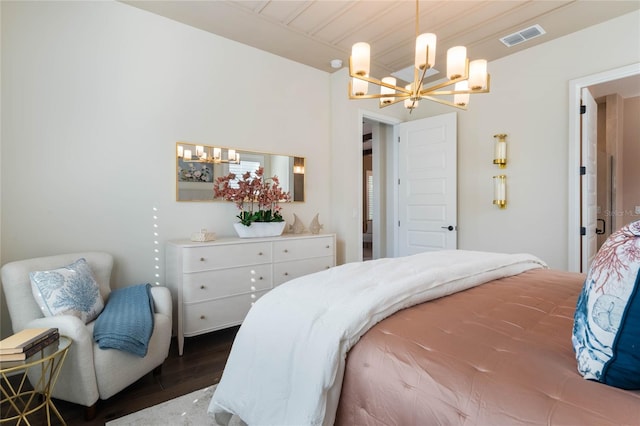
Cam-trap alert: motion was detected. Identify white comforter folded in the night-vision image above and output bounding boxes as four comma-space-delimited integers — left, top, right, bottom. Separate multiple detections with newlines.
209, 250, 547, 426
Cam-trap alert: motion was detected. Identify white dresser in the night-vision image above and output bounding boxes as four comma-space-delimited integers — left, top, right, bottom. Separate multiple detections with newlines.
166, 233, 336, 355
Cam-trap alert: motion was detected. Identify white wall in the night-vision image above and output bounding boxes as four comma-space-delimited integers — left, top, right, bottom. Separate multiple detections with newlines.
331, 10, 640, 269
0, 1, 331, 335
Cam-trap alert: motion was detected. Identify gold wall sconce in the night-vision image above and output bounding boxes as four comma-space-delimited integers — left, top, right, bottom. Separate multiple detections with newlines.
493, 175, 507, 209
493, 133, 507, 168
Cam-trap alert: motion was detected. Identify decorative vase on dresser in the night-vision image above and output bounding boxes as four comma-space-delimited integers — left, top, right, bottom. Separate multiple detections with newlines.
165, 233, 336, 355
233, 221, 286, 238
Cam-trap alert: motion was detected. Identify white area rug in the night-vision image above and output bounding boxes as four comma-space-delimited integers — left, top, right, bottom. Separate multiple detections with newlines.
106, 385, 245, 426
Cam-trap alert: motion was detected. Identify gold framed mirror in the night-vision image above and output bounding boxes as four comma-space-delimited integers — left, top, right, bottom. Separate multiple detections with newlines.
176, 142, 305, 202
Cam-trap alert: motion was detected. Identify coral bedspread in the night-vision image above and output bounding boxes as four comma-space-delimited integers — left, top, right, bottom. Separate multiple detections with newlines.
335, 268, 640, 425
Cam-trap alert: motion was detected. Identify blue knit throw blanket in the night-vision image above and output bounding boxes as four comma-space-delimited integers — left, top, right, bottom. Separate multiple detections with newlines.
93, 283, 154, 357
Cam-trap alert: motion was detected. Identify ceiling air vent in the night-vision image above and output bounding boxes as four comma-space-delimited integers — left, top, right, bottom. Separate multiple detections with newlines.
500, 24, 546, 47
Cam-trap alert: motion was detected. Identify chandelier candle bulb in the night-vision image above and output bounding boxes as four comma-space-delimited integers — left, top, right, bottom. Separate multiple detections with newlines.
404, 84, 419, 110
380, 77, 397, 105
447, 46, 467, 79
184, 149, 192, 160
469, 59, 488, 90
352, 42, 370, 76
415, 33, 436, 70
352, 77, 368, 96
454, 81, 470, 107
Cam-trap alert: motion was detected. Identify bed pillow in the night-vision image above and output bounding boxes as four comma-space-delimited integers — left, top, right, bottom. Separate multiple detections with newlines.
572, 220, 640, 389
30, 258, 104, 324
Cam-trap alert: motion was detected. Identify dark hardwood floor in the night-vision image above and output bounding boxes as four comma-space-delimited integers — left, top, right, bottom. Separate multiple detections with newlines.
5, 326, 238, 426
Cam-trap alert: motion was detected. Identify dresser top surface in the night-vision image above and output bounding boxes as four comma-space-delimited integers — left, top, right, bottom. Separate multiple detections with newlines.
168, 233, 335, 248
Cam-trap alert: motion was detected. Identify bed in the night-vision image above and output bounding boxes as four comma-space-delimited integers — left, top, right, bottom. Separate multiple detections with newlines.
209, 227, 640, 425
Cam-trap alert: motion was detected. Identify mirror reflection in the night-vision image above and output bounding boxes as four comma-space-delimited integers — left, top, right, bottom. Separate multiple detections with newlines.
176, 142, 305, 202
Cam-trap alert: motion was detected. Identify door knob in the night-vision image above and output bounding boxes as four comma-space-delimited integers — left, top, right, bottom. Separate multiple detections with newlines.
441, 225, 455, 231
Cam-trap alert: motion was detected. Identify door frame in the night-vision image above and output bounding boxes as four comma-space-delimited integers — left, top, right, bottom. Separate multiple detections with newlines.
359, 109, 401, 259
567, 62, 640, 272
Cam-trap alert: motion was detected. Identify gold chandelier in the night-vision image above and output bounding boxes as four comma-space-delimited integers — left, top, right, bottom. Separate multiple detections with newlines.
348, 0, 490, 111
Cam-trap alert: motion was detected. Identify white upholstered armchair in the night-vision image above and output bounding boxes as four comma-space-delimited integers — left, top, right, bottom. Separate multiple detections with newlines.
1, 252, 172, 419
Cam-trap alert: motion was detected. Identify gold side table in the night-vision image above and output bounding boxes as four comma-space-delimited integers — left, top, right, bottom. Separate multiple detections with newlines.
0, 336, 72, 425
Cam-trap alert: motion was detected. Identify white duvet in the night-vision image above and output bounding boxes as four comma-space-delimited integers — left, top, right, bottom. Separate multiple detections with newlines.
209, 250, 547, 426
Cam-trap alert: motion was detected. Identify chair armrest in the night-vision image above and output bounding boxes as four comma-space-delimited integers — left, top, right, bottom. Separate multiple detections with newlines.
25, 315, 100, 406
26, 315, 93, 347
26, 315, 95, 372
150, 285, 172, 319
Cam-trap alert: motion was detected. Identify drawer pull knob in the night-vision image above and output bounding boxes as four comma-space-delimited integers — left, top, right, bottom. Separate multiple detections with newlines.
326, 245, 330, 249
284, 249, 288, 253
200, 285, 206, 290
200, 315, 205, 320
259, 276, 263, 280
258, 252, 263, 256
200, 257, 205, 262
326, 266, 331, 269
284, 272, 289, 276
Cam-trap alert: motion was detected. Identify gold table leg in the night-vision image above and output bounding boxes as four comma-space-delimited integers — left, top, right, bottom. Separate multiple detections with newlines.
1, 340, 70, 425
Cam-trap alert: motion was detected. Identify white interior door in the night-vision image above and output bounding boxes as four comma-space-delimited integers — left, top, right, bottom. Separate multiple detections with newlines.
581, 87, 598, 271
397, 113, 457, 256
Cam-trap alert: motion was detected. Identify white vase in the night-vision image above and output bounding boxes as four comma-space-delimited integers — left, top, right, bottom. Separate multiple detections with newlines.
233, 222, 286, 238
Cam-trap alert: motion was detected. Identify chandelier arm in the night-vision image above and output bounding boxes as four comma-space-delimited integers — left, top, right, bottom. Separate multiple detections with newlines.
420, 95, 468, 111
426, 88, 490, 96
379, 97, 409, 108
417, 63, 469, 94
414, 57, 429, 94
349, 92, 411, 101
419, 73, 491, 97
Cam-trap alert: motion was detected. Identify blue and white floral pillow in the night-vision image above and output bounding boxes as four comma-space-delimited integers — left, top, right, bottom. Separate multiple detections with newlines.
572, 220, 640, 389
30, 258, 104, 324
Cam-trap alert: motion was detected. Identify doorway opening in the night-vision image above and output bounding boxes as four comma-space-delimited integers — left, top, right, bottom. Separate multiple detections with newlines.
591, 75, 640, 249
363, 123, 373, 261
568, 63, 640, 272
361, 116, 395, 261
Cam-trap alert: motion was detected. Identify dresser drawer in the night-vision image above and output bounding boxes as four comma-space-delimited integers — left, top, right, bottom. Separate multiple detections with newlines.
182, 264, 273, 302
273, 256, 334, 286
182, 242, 272, 272
183, 291, 267, 335
272, 236, 334, 262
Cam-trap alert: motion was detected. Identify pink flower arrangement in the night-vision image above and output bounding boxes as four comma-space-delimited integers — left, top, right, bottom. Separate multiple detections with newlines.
214, 167, 291, 226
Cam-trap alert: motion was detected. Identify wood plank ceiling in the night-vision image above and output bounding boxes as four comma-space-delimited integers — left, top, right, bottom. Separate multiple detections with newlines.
123, 0, 639, 84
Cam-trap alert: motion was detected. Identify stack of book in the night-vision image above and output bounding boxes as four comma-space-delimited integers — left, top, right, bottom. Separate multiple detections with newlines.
0, 328, 60, 362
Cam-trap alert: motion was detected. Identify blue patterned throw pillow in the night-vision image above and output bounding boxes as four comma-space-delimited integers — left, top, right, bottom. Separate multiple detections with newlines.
30, 258, 104, 324
572, 220, 640, 389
